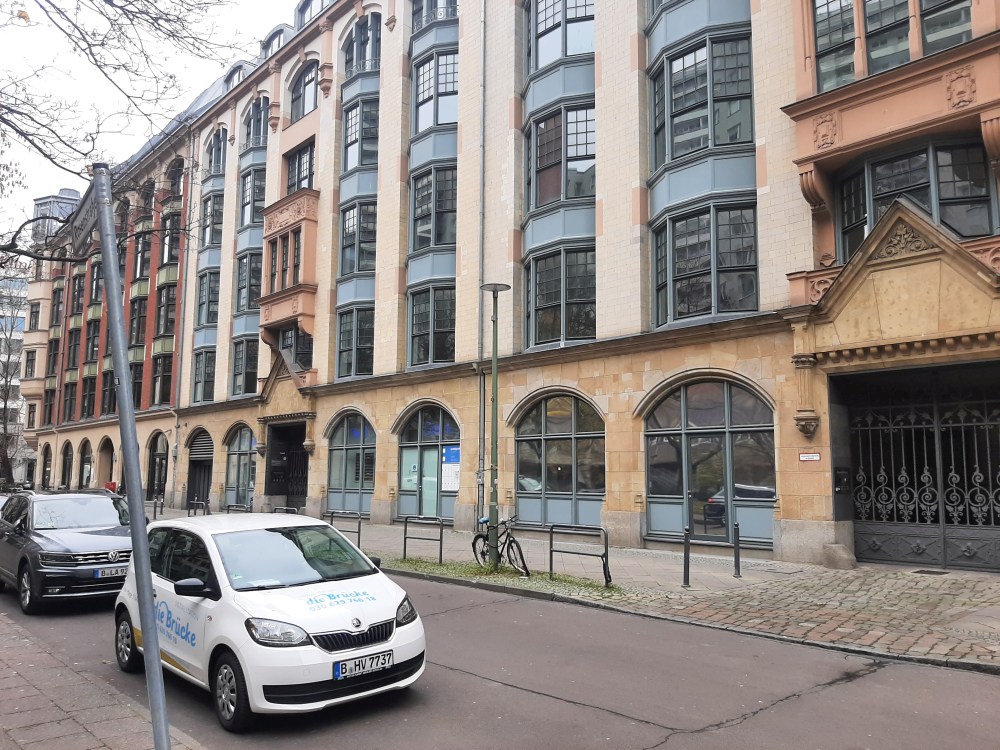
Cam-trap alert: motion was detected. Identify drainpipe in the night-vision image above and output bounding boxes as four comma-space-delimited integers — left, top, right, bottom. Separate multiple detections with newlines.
475, 0, 488, 523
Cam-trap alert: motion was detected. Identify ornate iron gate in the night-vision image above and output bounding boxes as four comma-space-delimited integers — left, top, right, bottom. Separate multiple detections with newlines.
849, 369, 1000, 570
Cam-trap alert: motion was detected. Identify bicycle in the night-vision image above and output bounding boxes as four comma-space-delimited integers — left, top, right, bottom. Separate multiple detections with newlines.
472, 515, 529, 576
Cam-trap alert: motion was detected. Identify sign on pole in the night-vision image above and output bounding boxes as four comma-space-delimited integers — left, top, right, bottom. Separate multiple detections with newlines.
69, 182, 100, 255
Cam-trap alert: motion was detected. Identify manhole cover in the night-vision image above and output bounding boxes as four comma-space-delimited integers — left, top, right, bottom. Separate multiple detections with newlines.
912, 569, 948, 575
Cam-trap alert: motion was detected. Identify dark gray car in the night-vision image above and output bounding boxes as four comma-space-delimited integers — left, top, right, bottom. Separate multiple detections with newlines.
0, 492, 134, 614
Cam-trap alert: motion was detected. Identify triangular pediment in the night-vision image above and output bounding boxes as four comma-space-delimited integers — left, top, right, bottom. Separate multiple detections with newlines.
807, 198, 1000, 354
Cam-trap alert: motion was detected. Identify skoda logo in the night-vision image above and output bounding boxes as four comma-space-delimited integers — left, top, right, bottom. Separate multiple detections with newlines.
107, 551, 120, 563
351, 618, 362, 629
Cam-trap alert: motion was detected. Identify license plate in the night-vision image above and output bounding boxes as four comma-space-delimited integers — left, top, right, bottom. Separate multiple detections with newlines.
334, 651, 393, 680
95, 567, 129, 578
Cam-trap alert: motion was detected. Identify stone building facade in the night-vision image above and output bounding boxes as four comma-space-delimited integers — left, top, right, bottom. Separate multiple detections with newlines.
24, 0, 1000, 570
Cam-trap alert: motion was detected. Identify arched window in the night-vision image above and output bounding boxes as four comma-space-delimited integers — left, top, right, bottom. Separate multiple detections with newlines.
262, 30, 284, 58
297, 0, 322, 28
327, 413, 375, 514
290, 62, 319, 122
244, 96, 270, 149
515, 395, 604, 525
398, 405, 460, 518
225, 425, 257, 508
78, 440, 93, 488
645, 380, 775, 544
138, 181, 155, 217
225, 65, 245, 91
147, 432, 169, 502
166, 159, 184, 197
41, 445, 52, 490
60, 442, 74, 489
344, 13, 382, 77
206, 126, 228, 175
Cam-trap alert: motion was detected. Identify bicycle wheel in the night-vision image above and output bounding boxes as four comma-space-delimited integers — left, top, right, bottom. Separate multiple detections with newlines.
506, 538, 529, 577
472, 533, 490, 568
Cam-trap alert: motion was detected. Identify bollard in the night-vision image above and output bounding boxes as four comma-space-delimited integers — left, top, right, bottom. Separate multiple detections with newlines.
682, 526, 691, 588
733, 521, 742, 579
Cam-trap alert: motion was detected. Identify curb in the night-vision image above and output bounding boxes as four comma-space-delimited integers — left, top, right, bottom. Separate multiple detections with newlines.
383, 567, 1000, 678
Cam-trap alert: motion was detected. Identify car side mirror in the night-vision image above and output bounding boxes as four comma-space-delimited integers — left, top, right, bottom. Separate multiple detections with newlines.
369, 556, 382, 570
14, 517, 26, 535
174, 577, 220, 601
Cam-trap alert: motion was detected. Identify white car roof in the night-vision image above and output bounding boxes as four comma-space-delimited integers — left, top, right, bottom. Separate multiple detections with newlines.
148, 513, 327, 535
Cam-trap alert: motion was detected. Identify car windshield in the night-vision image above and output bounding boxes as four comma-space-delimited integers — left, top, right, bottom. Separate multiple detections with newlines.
214, 525, 375, 591
32, 495, 130, 530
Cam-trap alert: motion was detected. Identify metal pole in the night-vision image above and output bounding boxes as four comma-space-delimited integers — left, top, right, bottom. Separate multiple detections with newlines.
488, 289, 500, 570
682, 526, 691, 588
733, 521, 742, 579
92, 163, 172, 750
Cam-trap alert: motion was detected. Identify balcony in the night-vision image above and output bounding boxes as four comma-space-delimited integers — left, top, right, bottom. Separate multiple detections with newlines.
413, 2, 457, 34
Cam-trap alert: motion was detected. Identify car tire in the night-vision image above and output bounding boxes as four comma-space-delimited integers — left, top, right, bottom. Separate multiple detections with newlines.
213, 651, 254, 733
115, 611, 144, 673
18, 565, 39, 615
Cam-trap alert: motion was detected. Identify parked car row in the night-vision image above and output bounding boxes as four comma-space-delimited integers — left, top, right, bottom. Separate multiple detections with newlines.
0, 491, 426, 733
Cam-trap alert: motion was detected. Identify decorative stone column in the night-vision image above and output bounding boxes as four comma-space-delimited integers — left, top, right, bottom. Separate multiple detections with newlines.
792, 352, 820, 438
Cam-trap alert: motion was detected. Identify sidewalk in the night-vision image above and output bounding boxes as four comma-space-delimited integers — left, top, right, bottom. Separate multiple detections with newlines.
1, 508, 998, 749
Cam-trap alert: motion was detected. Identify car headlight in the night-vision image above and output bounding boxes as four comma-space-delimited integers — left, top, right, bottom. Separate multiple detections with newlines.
395, 596, 417, 626
245, 618, 309, 647
38, 552, 75, 565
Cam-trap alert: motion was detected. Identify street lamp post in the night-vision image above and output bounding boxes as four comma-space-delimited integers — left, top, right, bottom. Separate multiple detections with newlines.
481, 282, 510, 570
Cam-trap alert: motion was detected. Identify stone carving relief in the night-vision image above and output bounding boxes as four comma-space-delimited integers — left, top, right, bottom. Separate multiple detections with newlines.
810, 276, 834, 303
813, 113, 837, 150
873, 222, 932, 260
264, 195, 312, 235
946, 66, 976, 109
967, 245, 1000, 274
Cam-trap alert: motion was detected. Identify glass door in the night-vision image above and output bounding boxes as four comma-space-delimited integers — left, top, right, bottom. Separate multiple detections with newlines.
419, 446, 439, 516
687, 435, 728, 540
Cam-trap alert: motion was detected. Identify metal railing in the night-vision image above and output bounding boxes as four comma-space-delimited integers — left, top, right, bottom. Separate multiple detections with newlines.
402, 515, 444, 564
225, 498, 253, 513
240, 135, 268, 153
547, 524, 612, 587
272, 506, 298, 513
322, 509, 363, 547
344, 58, 380, 80
413, 3, 458, 33
201, 163, 225, 181
681, 522, 743, 588
187, 501, 207, 517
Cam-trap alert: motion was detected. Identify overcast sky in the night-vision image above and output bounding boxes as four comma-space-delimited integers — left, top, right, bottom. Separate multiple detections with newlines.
2, 0, 297, 229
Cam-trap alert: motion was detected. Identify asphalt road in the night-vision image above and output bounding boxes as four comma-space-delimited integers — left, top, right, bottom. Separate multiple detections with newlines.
2, 576, 998, 750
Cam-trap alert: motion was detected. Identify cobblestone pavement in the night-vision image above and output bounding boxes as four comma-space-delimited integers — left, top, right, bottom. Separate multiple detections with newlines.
0, 612, 202, 750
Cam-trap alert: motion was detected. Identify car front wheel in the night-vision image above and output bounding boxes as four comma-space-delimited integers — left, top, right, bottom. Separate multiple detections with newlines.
115, 611, 143, 673
214, 651, 254, 733
18, 566, 39, 615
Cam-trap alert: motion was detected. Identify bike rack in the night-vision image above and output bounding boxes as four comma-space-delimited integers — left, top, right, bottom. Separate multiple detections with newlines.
186, 501, 207, 517
402, 515, 444, 564
547, 524, 613, 587
322, 510, 363, 547
272, 506, 299, 514
225, 502, 252, 513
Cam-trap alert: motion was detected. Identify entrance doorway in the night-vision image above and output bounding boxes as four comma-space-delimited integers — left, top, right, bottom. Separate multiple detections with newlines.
833, 363, 1000, 571
186, 429, 214, 509
266, 423, 308, 509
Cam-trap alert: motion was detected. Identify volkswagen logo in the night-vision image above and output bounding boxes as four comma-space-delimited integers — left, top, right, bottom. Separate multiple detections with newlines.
107, 551, 120, 563
351, 618, 362, 629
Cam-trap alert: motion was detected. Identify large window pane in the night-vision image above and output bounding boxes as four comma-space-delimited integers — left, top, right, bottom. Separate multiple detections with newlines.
575, 438, 605, 493
731, 432, 776, 495
647, 436, 682, 496
687, 382, 726, 427
517, 440, 543, 492
545, 439, 574, 492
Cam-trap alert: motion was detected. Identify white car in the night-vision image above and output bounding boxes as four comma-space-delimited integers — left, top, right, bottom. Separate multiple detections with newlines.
113, 514, 425, 732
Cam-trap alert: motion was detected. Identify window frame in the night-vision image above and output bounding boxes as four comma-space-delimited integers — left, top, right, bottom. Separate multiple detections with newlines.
339, 201, 378, 276
652, 203, 760, 325
23, 349, 36, 379
66, 328, 81, 368
240, 169, 266, 226
290, 62, 319, 122
410, 165, 457, 253
286, 142, 315, 194
161, 213, 181, 264
81, 377, 96, 419
129, 297, 147, 346
408, 285, 456, 366
244, 96, 270, 149
84, 319, 100, 363
413, 50, 458, 134
343, 98, 380, 172
28, 303, 40, 331
101, 371, 117, 415
527, 104, 596, 210
527, 0, 595, 72
201, 194, 224, 247
155, 284, 177, 337
231, 338, 259, 396
192, 350, 216, 403
196, 271, 220, 326
834, 139, 996, 261
136, 233, 152, 279
524, 246, 596, 347
89, 263, 104, 304
151, 355, 172, 406
337, 306, 375, 378
235, 252, 262, 313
